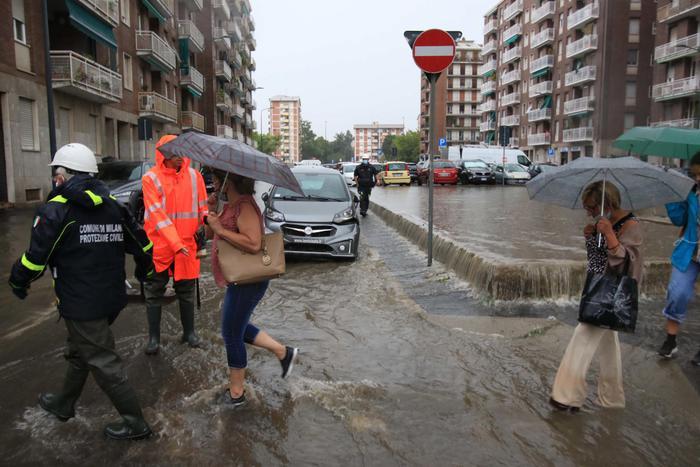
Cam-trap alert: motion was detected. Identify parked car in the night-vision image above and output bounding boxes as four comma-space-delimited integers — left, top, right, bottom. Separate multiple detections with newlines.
340, 162, 359, 186
407, 163, 418, 183
457, 159, 496, 185
372, 163, 385, 186
417, 160, 459, 185
263, 166, 360, 260
528, 162, 558, 178
381, 161, 411, 186
493, 163, 531, 185
97, 160, 154, 224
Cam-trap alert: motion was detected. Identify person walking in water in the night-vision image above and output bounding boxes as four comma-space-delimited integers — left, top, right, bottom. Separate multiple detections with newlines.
8, 143, 154, 439
353, 155, 378, 217
205, 170, 298, 407
141, 135, 208, 355
657, 152, 700, 365
550, 181, 643, 411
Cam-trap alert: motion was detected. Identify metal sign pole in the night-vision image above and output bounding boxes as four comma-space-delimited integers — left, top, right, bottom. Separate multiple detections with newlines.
427, 72, 439, 267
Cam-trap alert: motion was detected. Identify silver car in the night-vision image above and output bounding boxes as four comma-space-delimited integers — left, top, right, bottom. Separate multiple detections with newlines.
263, 166, 360, 260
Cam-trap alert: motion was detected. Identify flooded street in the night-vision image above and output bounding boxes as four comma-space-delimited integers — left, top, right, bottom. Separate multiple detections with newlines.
1, 206, 700, 466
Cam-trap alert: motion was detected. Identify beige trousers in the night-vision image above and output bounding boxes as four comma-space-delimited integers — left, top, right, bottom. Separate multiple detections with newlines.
551, 323, 625, 409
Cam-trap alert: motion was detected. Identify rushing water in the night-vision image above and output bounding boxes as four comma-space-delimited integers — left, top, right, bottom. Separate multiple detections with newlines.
1, 204, 699, 465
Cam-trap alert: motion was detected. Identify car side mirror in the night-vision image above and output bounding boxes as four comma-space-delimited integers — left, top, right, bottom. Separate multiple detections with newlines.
261, 192, 269, 204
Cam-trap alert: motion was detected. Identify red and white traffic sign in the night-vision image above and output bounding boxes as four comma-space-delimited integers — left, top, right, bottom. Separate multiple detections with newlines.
412, 29, 456, 74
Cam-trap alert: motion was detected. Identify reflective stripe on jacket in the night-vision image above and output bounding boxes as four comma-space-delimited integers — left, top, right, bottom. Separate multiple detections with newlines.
142, 134, 208, 280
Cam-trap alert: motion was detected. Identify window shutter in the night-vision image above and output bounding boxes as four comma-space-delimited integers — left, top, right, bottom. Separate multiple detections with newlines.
19, 98, 34, 150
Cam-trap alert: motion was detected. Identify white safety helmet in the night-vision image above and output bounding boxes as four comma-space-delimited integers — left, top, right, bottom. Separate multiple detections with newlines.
361, 155, 370, 161
49, 143, 98, 174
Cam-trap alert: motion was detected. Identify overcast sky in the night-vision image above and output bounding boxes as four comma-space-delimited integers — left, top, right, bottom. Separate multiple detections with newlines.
252, 0, 496, 139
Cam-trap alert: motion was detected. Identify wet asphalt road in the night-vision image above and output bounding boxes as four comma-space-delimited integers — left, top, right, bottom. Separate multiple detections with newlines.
0, 206, 699, 466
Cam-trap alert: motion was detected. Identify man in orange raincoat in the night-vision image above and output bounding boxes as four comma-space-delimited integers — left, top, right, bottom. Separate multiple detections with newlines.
142, 134, 208, 355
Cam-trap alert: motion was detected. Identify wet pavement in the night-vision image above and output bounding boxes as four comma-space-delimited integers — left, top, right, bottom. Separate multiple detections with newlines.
1, 206, 700, 466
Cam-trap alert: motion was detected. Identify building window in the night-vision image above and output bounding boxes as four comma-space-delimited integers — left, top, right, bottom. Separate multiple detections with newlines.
627, 49, 638, 66
624, 113, 635, 130
625, 82, 637, 106
123, 53, 133, 91
629, 19, 640, 42
14, 18, 26, 44
19, 97, 37, 151
120, 0, 130, 26
630, 0, 642, 11
12, 0, 27, 45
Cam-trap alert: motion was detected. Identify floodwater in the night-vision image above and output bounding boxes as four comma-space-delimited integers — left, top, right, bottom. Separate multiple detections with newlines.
1, 207, 699, 466
371, 185, 677, 263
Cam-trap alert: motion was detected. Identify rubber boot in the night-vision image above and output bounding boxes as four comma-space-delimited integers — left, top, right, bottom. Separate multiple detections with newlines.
103, 384, 152, 440
144, 306, 161, 355
180, 302, 201, 348
38, 364, 89, 421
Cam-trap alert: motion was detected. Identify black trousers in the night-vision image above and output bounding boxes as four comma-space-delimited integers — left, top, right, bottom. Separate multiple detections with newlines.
358, 185, 372, 213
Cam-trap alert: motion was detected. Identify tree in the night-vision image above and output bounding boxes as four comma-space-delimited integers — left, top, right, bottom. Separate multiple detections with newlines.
381, 134, 397, 160
394, 131, 420, 162
328, 131, 354, 162
252, 132, 281, 155
300, 120, 317, 159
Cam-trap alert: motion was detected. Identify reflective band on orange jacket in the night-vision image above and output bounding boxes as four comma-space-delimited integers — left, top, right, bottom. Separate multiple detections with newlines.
142, 134, 208, 280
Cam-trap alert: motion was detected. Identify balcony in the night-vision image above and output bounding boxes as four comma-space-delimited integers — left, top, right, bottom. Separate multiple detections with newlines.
227, 20, 242, 42
479, 100, 497, 112
232, 104, 245, 120
528, 132, 550, 146
658, 0, 700, 23
216, 91, 233, 113
214, 27, 232, 51
50, 51, 122, 103
229, 50, 242, 70
179, 66, 204, 96
530, 55, 554, 73
481, 80, 496, 95
567, 2, 599, 29
527, 108, 552, 122
651, 118, 700, 129
480, 120, 496, 132
501, 69, 521, 85
479, 60, 498, 76
566, 34, 598, 59
178, 20, 204, 54
652, 76, 700, 101
655, 33, 700, 63
503, 0, 524, 21
503, 46, 522, 64
138, 92, 177, 123
530, 80, 553, 96
565, 65, 597, 86
503, 23, 523, 44
482, 39, 497, 56
181, 0, 203, 12
563, 127, 594, 142
502, 115, 520, 126
502, 91, 520, 106
215, 60, 232, 82
180, 111, 205, 132
136, 31, 176, 72
250, 57, 256, 71
75, 0, 119, 26
248, 35, 257, 51
531, 1, 555, 23
509, 137, 519, 147
484, 18, 498, 34
564, 96, 595, 115
216, 124, 234, 139
213, 0, 231, 20
531, 28, 555, 49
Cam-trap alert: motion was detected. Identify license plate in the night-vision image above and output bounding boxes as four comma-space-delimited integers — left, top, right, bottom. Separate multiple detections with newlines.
480, 177, 488, 181
293, 238, 322, 244
439, 173, 449, 177
393, 173, 402, 177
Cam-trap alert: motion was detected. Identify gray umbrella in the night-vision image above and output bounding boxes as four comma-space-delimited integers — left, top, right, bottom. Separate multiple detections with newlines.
157, 131, 304, 195
526, 156, 694, 211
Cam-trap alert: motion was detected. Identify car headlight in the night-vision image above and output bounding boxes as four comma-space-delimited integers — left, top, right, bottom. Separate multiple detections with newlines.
265, 207, 285, 222
333, 207, 354, 224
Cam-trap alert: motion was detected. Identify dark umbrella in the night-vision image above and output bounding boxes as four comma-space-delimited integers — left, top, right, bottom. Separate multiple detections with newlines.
158, 132, 303, 195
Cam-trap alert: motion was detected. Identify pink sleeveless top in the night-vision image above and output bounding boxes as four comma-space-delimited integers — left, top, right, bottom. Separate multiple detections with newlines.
211, 195, 264, 288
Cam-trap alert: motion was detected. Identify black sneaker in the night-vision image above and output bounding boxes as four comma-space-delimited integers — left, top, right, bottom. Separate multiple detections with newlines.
691, 350, 700, 366
658, 338, 678, 359
223, 390, 247, 408
280, 346, 299, 379
360, 212, 367, 217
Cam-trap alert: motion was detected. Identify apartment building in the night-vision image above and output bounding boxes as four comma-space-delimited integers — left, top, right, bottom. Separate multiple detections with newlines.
269, 96, 301, 163
419, 39, 483, 154
0, 0, 257, 206
353, 122, 404, 160
479, 0, 655, 164
650, 0, 700, 166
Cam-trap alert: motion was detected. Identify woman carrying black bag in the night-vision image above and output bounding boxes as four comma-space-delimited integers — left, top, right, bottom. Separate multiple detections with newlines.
550, 181, 643, 412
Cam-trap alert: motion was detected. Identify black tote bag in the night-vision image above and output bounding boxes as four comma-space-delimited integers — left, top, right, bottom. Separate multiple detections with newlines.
578, 254, 638, 333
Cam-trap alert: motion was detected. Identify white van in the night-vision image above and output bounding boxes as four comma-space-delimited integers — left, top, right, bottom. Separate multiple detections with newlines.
447, 145, 532, 167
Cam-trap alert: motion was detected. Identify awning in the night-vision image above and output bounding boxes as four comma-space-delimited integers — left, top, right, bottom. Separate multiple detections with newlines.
141, 0, 166, 22
483, 70, 495, 78
66, 0, 117, 49
531, 68, 549, 79
186, 87, 202, 98
504, 34, 521, 46
541, 95, 552, 109
179, 39, 189, 66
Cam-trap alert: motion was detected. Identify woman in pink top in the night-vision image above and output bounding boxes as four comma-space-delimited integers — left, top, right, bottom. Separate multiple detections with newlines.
205, 170, 298, 407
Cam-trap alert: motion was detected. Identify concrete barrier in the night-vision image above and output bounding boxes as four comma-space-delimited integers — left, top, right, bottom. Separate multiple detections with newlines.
370, 201, 672, 301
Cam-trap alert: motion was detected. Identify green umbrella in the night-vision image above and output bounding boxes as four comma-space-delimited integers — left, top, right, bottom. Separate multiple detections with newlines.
613, 126, 700, 160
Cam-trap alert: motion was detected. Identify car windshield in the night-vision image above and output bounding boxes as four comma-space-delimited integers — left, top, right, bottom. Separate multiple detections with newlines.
505, 163, 526, 172
433, 161, 456, 169
273, 173, 349, 201
342, 163, 358, 174
372, 164, 383, 172
97, 162, 144, 181
387, 163, 406, 171
462, 161, 488, 168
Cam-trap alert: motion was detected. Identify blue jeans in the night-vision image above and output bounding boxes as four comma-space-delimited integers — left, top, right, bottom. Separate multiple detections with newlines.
221, 281, 269, 368
662, 261, 700, 324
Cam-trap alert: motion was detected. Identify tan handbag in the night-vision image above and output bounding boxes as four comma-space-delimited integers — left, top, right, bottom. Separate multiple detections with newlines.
216, 231, 286, 285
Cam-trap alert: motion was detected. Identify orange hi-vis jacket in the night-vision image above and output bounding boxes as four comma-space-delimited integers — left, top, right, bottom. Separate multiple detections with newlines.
142, 135, 208, 281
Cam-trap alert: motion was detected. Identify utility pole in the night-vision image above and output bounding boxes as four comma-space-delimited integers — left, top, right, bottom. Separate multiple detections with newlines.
42, 0, 57, 160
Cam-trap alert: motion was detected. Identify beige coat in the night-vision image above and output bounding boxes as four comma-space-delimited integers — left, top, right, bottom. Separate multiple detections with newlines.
606, 219, 643, 285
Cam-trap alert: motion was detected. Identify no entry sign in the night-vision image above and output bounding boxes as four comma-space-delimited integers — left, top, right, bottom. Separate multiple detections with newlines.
412, 29, 456, 74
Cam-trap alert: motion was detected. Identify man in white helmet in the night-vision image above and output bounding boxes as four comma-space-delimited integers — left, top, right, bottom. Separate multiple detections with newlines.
353, 155, 378, 216
8, 143, 155, 440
